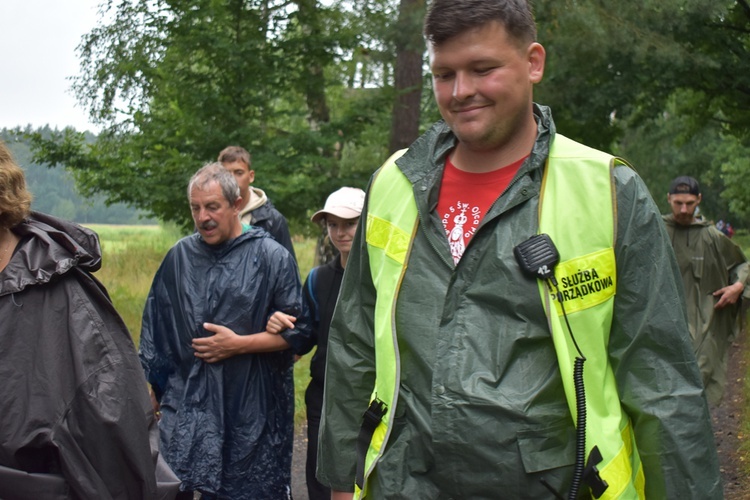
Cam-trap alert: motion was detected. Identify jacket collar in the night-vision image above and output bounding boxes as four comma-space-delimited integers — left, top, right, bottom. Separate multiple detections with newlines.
239, 187, 268, 217
662, 214, 711, 228
395, 103, 555, 185
1, 212, 102, 296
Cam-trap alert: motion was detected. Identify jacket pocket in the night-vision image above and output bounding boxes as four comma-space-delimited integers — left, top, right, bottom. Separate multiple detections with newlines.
691, 255, 704, 280
517, 419, 576, 473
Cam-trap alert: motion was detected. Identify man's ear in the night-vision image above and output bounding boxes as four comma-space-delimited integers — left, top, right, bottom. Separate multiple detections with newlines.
528, 42, 545, 84
248, 170, 256, 184
696, 194, 702, 205
234, 195, 244, 213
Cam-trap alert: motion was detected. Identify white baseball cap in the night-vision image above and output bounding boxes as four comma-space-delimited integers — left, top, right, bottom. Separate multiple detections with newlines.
311, 187, 365, 223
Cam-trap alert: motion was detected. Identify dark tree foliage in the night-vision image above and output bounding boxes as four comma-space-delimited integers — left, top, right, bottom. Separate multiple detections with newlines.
26, 0, 750, 227
29, 0, 400, 232
534, 0, 750, 222
535, 0, 741, 149
2, 127, 148, 224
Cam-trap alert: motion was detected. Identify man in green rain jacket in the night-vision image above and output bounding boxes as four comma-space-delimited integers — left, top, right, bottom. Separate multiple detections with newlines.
663, 175, 749, 405
317, 1, 720, 498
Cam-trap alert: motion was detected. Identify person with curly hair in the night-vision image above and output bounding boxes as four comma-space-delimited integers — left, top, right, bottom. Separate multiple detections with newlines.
0, 140, 179, 499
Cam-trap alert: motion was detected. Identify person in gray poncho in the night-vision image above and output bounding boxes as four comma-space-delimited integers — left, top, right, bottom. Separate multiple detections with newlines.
663, 175, 749, 405
0, 140, 179, 499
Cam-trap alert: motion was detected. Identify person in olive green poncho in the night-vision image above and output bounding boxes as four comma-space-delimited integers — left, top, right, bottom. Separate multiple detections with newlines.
663, 175, 749, 405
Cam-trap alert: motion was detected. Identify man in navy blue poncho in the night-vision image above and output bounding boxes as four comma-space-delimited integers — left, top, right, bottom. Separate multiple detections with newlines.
140, 162, 310, 499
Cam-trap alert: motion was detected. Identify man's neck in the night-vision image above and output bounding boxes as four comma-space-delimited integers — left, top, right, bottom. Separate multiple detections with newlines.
451, 141, 532, 173
451, 121, 538, 173
222, 223, 243, 243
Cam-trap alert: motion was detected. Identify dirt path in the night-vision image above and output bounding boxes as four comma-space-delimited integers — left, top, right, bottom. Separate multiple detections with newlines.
292, 424, 309, 500
714, 324, 750, 499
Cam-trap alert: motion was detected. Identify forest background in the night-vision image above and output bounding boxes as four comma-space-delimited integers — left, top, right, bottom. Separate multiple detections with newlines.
2, 0, 748, 233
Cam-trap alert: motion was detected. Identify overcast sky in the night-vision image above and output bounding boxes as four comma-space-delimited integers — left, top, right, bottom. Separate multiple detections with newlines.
1, 0, 100, 132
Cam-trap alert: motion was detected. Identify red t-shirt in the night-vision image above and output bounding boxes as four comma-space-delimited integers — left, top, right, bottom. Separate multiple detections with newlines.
438, 155, 525, 264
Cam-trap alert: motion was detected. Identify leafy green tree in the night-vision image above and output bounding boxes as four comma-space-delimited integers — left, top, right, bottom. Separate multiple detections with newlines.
534, 0, 750, 223
2, 127, 150, 224
615, 95, 734, 220
32, 0, 750, 229
535, 0, 745, 148
29, 0, 400, 232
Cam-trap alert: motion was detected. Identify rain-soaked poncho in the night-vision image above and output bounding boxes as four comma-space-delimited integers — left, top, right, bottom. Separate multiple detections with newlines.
318, 106, 721, 498
663, 214, 749, 405
0, 212, 180, 499
140, 227, 310, 499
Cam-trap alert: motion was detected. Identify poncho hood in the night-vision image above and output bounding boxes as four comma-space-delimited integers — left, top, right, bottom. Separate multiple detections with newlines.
1, 212, 101, 296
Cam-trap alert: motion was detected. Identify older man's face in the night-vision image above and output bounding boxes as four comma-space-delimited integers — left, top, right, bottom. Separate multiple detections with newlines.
190, 180, 242, 245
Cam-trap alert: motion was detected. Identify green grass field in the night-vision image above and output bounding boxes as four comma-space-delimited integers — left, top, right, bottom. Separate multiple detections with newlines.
87, 223, 316, 428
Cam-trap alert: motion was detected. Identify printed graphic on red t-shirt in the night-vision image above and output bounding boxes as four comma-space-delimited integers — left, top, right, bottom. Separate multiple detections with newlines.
438, 155, 525, 264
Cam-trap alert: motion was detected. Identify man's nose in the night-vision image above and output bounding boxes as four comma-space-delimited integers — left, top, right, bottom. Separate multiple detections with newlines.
197, 208, 210, 221
453, 72, 475, 101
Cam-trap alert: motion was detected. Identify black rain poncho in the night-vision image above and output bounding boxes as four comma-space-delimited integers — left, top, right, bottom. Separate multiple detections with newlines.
139, 228, 310, 499
0, 213, 180, 500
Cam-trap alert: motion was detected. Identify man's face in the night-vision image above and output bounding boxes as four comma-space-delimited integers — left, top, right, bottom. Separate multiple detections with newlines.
326, 214, 359, 256
222, 160, 254, 205
190, 180, 242, 245
428, 21, 545, 153
668, 193, 702, 226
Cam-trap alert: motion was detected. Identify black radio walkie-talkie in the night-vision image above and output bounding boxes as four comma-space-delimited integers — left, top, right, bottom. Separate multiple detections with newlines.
513, 233, 608, 500
513, 233, 559, 281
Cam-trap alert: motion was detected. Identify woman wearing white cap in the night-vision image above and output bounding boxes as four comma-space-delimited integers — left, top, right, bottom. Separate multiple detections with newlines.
267, 186, 365, 500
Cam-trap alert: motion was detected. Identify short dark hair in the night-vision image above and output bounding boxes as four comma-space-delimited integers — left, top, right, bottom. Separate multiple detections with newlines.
0, 140, 33, 230
668, 176, 701, 196
218, 146, 251, 168
424, 0, 537, 48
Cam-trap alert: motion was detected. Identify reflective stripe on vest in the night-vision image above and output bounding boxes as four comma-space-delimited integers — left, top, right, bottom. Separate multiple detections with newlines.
357, 148, 413, 498
360, 136, 644, 499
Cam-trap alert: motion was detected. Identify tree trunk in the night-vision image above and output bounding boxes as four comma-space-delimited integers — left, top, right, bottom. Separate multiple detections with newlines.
295, 0, 331, 130
389, 0, 426, 153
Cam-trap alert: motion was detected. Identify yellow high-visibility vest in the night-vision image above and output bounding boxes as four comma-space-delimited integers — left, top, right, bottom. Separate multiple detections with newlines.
359, 135, 645, 499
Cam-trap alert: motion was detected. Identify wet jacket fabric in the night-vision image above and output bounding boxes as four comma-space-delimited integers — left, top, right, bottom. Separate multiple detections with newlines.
139, 228, 310, 499
663, 215, 749, 405
239, 187, 296, 261
0, 212, 180, 500
317, 106, 721, 499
